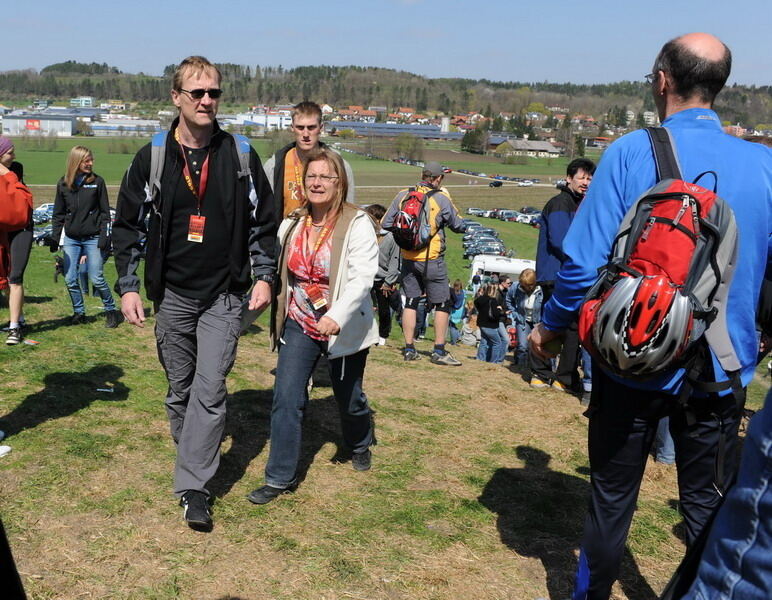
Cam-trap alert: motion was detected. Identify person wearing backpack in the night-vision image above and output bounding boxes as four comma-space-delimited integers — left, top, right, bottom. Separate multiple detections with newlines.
112, 56, 277, 532
382, 162, 467, 365
528, 34, 772, 600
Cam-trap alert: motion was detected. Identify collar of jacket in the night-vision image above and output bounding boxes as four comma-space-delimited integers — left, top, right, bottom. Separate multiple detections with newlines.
556, 183, 583, 203
168, 116, 225, 151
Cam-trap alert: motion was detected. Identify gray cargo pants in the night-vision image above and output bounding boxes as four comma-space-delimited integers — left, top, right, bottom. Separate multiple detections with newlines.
154, 287, 243, 497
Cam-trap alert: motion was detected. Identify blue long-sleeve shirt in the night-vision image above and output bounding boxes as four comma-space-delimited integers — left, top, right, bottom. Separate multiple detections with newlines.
542, 108, 772, 393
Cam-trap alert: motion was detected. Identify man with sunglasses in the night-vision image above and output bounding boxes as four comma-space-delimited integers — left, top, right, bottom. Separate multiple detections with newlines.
113, 55, 277, 532
263, 101, 355, 223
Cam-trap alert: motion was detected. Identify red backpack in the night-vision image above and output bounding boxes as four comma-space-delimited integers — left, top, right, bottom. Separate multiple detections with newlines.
389, 187, 436, 251
578, 127, 741, 389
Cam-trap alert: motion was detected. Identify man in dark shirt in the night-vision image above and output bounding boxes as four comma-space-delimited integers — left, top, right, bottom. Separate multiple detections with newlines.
531, 158, 595, 391
113, 56, 277, 531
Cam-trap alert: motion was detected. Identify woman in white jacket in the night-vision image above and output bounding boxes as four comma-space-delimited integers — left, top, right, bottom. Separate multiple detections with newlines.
248, 147, 379, 505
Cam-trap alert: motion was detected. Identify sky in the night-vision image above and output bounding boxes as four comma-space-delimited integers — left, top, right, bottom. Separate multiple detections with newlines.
4, 0, 771, 86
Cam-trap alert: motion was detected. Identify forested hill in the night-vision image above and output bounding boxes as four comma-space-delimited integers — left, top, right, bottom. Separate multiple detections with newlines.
2, 61, 770, 126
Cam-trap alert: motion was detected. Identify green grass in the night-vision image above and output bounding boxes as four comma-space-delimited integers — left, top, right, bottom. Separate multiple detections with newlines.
2, 150, 769, 599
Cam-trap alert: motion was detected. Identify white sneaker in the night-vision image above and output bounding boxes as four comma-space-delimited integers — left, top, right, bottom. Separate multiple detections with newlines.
378, 337, 387, 346
0, 445, 11, 458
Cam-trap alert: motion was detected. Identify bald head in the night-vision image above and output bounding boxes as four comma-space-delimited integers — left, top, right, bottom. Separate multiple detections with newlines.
653, 33, 731, 105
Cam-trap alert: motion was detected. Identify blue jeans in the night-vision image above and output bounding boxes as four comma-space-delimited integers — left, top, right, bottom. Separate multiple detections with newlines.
477, 326, 503, 362
683, 392, 772, 600
63, 234, 115, 314
581, 348, 593, 392
265, 319, 374, 489
496, 322, 509, 363
448, 320, 460, 345
515, 321, 533, 366
654, 416, 676, 464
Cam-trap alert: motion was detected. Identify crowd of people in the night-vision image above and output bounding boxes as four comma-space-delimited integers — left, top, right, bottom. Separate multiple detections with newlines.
2, 33, 772, 600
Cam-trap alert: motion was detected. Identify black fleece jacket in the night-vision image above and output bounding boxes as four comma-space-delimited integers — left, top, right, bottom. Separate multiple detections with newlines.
52, 174, 110, 245
112, 118, 277, 302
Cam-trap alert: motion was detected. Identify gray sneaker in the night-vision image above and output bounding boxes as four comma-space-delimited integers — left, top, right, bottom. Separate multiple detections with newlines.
403, 348, 421, 361
6, 327, 22, 345
431, 351, 462, 366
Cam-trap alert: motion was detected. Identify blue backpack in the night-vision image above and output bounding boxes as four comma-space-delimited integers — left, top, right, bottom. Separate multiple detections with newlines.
148, 131, 252, 206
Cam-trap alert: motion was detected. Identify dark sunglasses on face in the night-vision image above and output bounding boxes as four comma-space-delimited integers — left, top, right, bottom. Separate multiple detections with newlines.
179, 88, 223, 100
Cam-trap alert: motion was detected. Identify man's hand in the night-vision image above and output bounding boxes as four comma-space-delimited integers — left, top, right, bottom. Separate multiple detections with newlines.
248, 280, 272, 311
316, 316, 340, 336
121, 291, 146, 328
380, 283, 394, 296
528, 322, 562, 360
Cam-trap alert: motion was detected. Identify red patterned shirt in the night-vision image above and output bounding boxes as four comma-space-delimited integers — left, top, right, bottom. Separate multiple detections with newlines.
287, 220, 333, 341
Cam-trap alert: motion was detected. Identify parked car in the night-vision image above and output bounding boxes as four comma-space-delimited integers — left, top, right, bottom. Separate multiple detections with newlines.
488, 180, 502, 188
520, 206, 540, 214
497, 210, 520, 221
33, 226, 55, 247
518, 180, 534, 187
466, 207, 484, 216
516, 213, 540, 225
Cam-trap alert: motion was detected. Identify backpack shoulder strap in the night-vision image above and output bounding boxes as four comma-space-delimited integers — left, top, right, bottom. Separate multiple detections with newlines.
149, 131, 168, 204
232, 134, 252, 179
646, 126, 683, 182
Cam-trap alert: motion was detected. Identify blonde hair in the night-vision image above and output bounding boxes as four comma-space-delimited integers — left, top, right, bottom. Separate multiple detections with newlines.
302, 146, 349, 217
519, 268, 536, 287
65, 146, 94, 189
171, 56, 222, 92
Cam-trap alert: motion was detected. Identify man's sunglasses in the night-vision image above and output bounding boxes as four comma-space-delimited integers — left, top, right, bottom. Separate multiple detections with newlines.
179, 88, 223, 100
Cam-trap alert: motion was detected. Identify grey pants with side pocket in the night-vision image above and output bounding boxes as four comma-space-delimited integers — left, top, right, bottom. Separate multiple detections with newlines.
154, 287, 242, 497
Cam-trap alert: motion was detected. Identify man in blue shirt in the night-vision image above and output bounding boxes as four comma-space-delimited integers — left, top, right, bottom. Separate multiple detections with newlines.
529, 33, 772, 600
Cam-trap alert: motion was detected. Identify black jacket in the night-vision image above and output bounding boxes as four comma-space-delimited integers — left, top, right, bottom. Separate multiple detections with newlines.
112, 118, 277, 301
52, 174, 110, 245
475, 295, 503, 329
535, 185, 582, 285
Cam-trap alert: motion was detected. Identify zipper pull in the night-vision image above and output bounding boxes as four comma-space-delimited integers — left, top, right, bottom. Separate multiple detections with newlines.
672, 195, 690, 227
641, 216, 655, 241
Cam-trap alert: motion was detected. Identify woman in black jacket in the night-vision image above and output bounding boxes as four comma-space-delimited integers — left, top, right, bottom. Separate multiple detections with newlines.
474, 283, 505, 362
52, 146, 120, 327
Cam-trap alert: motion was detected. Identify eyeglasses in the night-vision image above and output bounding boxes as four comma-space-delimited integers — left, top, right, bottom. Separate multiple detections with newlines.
179, 88, 223, 100
644, 72, 657, 84
305, 174, 339, 183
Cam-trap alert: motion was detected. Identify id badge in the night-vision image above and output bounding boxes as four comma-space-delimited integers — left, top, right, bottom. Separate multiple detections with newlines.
305, 283, 328, 311
188, 214, 206, 243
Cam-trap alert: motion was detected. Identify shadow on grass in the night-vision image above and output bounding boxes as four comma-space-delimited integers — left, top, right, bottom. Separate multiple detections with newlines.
478, 445, 657, 600
24, 295, 55, 304
0, 364, 128, 438
208, 377, 349, 499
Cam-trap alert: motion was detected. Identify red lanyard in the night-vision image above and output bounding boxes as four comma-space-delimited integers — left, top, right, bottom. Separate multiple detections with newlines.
175, 128, 210, 214
302, 215, 334, 282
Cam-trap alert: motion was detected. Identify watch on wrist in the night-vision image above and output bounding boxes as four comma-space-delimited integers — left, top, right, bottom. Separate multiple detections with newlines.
256, 274, 275, 284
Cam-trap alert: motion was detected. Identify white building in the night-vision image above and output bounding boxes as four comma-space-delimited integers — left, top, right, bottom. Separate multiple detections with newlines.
2, 113, 75, 137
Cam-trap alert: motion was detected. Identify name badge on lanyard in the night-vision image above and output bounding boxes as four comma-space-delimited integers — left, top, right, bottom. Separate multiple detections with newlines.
176, 129, 210, 244
188, 214, 206, 243
303, 216, 333, 311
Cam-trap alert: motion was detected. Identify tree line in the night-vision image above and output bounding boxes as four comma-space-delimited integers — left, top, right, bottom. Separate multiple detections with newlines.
2, 61, 770, 127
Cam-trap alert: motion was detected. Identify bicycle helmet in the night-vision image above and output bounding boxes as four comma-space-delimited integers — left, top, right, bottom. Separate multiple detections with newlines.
590, 274, 693, 377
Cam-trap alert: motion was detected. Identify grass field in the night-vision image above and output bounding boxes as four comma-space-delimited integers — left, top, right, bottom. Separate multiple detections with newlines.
3, 134, 769, 599
3, 244, 768, 600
